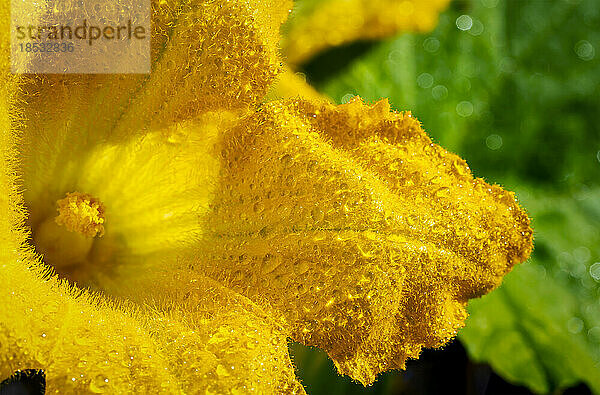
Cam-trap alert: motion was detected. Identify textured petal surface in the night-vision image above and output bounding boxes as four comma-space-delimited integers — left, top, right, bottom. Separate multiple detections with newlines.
111, 268, 306, 394
0, 260, 180, 393
284, 0, 451, 65
199, 98, 533, 384
15, 0, 292, 145
1, 104, 303, 393
0, 255, 305, 393
0, 3, 22, 252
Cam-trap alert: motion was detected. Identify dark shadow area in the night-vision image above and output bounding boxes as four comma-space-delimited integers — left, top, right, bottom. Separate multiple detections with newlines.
299, 41, 377, 86
291, 339, 593, 395
0, 370, 45, 395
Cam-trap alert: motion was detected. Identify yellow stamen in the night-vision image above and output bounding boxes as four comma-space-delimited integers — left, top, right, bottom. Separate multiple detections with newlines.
55, 192, 106, 238
33, 192, 106, 271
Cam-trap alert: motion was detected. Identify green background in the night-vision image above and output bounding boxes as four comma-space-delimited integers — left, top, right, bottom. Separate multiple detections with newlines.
288, 0, 600, 393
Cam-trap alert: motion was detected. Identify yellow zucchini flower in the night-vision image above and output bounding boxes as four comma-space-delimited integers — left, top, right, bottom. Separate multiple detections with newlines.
1, 0, 532, 394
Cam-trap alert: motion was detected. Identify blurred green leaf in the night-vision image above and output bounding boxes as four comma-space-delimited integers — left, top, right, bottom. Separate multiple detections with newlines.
461, 187, 600, 394
304, 0, 600, 188
293, 0, 600, 393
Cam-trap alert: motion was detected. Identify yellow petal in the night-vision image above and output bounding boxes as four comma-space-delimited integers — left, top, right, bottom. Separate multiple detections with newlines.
266, 66, 330, 102
0, 257, 185, 392
0, 253, 305, 393
114, 0, 293, 131
284, 0, 451, 65
199, 98, 533, 385
111, 268, 306, 394
11, 0, 294, 286
0, 3, 26, 257
14, 0, 292, 147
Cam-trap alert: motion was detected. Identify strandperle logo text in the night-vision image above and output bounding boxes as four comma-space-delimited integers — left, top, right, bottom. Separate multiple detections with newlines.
14, 19, 147, 46
11, 0, 151, 74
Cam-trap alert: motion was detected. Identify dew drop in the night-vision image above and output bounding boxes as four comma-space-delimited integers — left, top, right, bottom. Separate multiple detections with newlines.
388, 49, 403, 64
279, 154, 293, 167
406, 215, 418, 226
432, 85, 448, 100
452, 160, 468, 176
293, 260, 310, 275
341, 93, 355, 104
216, 364, 230, 377
261, 254, 281, 275
253, 201, 265, 213
311, 207, 325, 222
297, 283, 306, 294
89, 375, 109, 393
469, 20, 484, 36
573, 246, 591, 263
435, 187, 451, 199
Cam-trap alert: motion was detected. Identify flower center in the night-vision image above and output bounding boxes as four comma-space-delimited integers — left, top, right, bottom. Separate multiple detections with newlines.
33, 192, 106, 271
55, 192, 106, 238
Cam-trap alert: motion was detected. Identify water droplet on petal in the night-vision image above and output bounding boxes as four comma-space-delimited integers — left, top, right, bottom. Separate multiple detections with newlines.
216, 364, 230, 377
261, 254, 281, 275
311, 207, 325, 222
89, 375, 109, 393
293, 260, 310, 275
